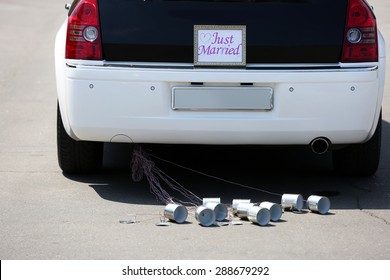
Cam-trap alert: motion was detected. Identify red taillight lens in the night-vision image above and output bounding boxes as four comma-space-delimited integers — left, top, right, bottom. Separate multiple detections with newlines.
66, 0, 103, 60
342, 0, 378, 63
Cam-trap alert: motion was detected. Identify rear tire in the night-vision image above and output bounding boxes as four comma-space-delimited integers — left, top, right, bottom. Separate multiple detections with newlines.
57, 104, 103, 174
332, 111, 382, 176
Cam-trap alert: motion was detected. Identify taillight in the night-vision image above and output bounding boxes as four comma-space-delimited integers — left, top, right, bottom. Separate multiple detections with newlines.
342, 0, 378, 63
65, 0, 103, 60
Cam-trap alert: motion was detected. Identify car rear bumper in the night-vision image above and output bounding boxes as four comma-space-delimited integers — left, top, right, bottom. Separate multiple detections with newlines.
58, 62, 384, 145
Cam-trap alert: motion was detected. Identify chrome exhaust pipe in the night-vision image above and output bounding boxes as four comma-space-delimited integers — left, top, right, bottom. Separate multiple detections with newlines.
310, 137, 330, 155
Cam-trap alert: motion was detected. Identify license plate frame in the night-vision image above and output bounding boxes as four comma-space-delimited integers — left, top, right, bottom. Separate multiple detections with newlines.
172, 86, 274, 111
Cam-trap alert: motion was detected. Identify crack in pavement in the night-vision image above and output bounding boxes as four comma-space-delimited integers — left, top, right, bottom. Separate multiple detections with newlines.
360, 209, 390, 226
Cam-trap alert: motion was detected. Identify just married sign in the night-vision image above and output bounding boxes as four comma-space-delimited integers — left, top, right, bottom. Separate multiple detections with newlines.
194, 25, 246, 66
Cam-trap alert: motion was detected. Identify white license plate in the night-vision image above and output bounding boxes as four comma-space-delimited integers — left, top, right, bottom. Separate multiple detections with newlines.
172, 86, 273, 111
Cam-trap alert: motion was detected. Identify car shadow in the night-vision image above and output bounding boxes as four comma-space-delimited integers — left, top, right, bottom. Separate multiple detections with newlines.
64, 120, 390, 210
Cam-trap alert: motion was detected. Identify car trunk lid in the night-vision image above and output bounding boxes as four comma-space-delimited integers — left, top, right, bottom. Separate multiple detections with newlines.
98, 0, 349, 64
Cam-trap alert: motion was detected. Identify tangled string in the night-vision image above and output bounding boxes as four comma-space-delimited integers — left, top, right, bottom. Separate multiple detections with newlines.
131, 146, 202, 206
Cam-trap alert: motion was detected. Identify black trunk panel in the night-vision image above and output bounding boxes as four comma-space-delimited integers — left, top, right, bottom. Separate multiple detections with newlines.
98, 0, 348, 64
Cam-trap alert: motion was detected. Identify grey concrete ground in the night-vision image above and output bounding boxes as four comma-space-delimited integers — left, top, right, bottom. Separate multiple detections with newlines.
0, 0, 389, 259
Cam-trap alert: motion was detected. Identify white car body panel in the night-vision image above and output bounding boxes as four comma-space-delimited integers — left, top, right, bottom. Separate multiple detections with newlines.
55, 19, 386, 146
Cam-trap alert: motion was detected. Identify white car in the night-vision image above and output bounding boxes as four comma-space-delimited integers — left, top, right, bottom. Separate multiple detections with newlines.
55, 0, 385, 176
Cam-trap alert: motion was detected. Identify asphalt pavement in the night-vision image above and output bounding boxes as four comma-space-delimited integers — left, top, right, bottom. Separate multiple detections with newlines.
0, 0, 389, 259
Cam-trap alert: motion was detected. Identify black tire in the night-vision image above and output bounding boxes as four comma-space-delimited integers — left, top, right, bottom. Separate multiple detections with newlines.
332, 111, 382, 176
57, 104, 103, 174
